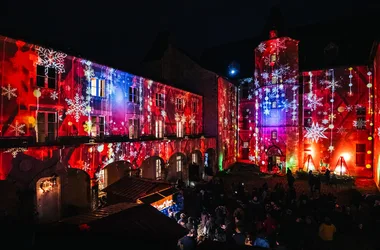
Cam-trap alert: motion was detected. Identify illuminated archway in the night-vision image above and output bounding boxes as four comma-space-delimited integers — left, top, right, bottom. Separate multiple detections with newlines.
140, 156, 165, 180
168, 152, 188, 182
189, 150, 203, 181
36, 176, 61, 223
99, 161, 133, 190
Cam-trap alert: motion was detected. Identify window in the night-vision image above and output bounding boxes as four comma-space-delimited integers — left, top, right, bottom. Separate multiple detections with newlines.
271, 130, 278, 140
128, 119, 139, 139
176, 155, 182, 172
156, 93, 165, 108
192, 100, 198, 113
90, 78, 106, 97
129, 87, 138, 103
155, 119, 163, 138
36, 65, 56, 89
37, 112, 57, 143
176, 98, 184, 110
156, 159, 162, 179
192, 153, 198, 164
191, 122, 197, 135
356, 107, 366, 116
176, 121, 184, 137
90, 116, 105, 137
356, 144, 366, 166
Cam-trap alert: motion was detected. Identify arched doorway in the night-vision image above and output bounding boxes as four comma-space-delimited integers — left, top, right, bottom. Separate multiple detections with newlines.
140, 156, 165, 180
266, 145, 284, 172
168, 152, 187, 182
205, 148, 216, 176
99, 161, 133, 190
36, 176, 61, 223
61, 168, 91, 217
189, 150, 202, 182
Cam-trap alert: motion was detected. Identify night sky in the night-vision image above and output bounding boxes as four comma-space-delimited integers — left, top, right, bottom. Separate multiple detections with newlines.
1, 0, 378, 69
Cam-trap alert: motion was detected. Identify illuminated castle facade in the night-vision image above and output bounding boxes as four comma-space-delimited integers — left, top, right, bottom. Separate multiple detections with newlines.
0, 35, 224, 221
238, 31, 374, 178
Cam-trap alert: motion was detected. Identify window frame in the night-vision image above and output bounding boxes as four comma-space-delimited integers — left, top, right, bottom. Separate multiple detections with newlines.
155, 119, 164, 138
90, 78, 106, 98
36, 65, 57, 89
176, 98, 184, 111
36, 111, 57, 142
156, 93, 165, 108
129, 86, 138, 103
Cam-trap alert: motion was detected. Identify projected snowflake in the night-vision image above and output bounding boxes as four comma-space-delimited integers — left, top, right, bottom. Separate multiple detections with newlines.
353, 119, 366, 129
1, 84, 17, 100
5, 147, 27, 158
36, 46, 67, 76
65, 93, 91, 122
304, 122, 328, 143
9, 121, 25, 136
306, 94, 323, 111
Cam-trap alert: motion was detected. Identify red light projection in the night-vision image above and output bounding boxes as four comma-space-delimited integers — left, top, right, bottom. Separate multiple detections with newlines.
0, 35, 215, 181
218, 77, 237, 170
302, 66, 373, 177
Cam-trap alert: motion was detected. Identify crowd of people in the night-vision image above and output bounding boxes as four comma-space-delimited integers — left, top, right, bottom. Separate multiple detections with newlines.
174, 174, 380, 250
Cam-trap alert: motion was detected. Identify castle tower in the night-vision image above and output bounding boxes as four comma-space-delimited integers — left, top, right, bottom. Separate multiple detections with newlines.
252, 29, 301, 171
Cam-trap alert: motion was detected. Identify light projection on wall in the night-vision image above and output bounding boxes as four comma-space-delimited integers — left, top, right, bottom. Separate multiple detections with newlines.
218, 77, 238, 170
302, 66, 373, 177
239, 33, 300, 171
0, 35, 216, 180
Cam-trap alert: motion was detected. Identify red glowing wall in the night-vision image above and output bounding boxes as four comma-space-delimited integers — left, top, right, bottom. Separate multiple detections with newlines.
217, 77, 237, 170
302, 66, 373, 177
0, 35, 212, 180
373, 44, 380, 187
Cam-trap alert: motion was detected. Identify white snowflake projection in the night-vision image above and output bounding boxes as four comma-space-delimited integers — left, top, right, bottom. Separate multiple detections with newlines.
50, 91, 58, 100
1, 84, 17, 100
324, 79, 341, 90
189, 115, 196, 124
281, 100, 290, 112
304, 122, 328, 143
9, 121, 25, 136
84, 64, 94, 82
345, 105, 353, 112
247, 94, 252, 100
328, 145, 335, 153
322, 119, 329, 125
257, 42, 266, 53
65, 93, 91, 122
337, 126, 346, 134
275, 39, 287, 50
353, 119, 367, 129
36, 46, 67, 76
82, 162, 91, 172
248, 155, 255, 161
130, 151, 137, 158
161, 110, 167, 118
224, 118, 228, 126
254, 79, 260, 88
5, 147, 27, 158
181, 114, 187, 124
306, 94, 323, 111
